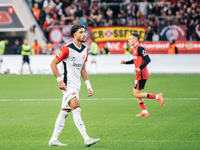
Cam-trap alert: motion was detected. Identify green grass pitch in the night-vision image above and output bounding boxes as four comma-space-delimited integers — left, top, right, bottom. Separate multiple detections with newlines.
0, 74, 200, 150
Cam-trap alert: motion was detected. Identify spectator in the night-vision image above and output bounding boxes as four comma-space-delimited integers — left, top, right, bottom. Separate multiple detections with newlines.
101, 43, 110, 54
140, 11, 146, 22
65, 3, 77, 17
43, 42, 54, 54
106, 7, 113, 20
100, 2, 108, 19
13, 39, 21, 55
168, 39, 178, 54
145, 26, 153, 41
139, 0, 148, 15
117, 9, 127, 25
43, 17, 55, 41
81, 0, 89, 15
32, 3, 41, 23
80, 14, 87, 26
38, 7, 48, 29
152, 31, 159, 42
32, 39, 43, 55
32, 0, 43, 9
43, 0, 55, 10
127, 14, 134, 26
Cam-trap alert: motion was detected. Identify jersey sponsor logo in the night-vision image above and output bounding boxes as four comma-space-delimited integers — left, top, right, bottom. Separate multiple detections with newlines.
57, 51, 63, 57
142, 50, 148, 57
73, 62, 83, 68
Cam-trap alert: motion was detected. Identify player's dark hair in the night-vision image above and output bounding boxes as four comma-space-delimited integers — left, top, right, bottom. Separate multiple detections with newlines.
130, 33, 140, 41
71, 24, 85, 38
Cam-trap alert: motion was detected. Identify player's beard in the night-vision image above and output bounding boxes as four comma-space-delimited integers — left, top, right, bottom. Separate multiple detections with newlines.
78, 37, 86, 43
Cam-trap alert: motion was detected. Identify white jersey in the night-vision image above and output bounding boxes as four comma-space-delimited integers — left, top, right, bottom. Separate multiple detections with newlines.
56, 41, 88, 90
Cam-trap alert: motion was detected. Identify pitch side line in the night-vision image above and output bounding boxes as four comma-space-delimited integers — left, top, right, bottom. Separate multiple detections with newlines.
0, 98, 200, 101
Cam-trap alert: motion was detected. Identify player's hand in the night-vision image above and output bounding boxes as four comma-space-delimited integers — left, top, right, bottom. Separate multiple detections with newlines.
120, 60, 126, 64
58, 81, 67, 91
134, 68, 141, 73
87, 88, 93, 97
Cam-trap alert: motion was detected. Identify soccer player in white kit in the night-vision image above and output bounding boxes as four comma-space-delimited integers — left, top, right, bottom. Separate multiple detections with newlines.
49, 24, 100, 147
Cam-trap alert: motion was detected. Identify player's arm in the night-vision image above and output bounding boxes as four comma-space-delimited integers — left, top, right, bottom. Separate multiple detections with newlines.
50, 46, 69, 91
81, 62, 93, 97
135, 47, 151, 73
121, 59, 134, 64
50, 57, 67, 91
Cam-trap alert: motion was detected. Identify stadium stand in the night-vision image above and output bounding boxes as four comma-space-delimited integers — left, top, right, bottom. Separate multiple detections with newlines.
0, 0, 46, 54
0, 0, 199, 54
29, 0, 200, 42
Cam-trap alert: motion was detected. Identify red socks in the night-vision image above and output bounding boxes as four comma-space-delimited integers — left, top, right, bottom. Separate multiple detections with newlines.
139, 102, 146, 111
147, 93, 157, 99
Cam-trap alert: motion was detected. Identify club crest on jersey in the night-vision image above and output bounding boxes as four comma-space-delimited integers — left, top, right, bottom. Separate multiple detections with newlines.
142, 50, 147, 56
83, 55, 86, 61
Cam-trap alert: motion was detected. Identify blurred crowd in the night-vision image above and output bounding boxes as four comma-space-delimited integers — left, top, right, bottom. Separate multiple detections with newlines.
30, 0, 200, 43
12, 39, 53, 55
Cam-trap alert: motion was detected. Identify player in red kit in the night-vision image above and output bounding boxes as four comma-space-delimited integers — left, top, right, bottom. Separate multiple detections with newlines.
121, 33, 164, 117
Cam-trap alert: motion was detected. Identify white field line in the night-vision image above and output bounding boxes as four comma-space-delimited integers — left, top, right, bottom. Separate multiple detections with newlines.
0, 98, 200, 102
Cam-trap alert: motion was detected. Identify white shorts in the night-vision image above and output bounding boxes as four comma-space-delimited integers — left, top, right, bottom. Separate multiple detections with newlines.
61, 87, 80, 109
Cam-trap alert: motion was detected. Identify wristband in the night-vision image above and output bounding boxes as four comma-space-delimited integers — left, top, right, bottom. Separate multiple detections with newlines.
56, 77, 62, 82
85, 80, 92, 90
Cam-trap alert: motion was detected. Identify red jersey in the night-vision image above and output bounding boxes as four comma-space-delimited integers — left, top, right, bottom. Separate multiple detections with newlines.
133, 44, 149, 80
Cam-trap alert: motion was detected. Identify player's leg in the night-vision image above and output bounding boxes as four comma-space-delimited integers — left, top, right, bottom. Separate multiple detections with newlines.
27, 57, 32, 74
49, 91, 71, 146
133, 80, 164, 107
147, 93, 164, 107
0, 58, 3, 73
20, 62, 25, 74
133, 80, 149, 116
69, 97, 100, 147
133, 89, 149, 117
49, 109, 70, 146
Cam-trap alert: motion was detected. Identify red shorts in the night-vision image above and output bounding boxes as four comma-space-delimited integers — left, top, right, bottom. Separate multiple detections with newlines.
134, 79, 147, 89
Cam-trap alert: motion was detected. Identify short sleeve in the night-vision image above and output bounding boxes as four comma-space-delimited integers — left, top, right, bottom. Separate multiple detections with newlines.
55, 46, 69, 62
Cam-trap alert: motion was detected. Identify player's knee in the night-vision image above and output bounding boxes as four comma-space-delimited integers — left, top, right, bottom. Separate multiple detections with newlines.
68, 97, 80, 110
72, 105, 80, 110
133, 89, 138, 97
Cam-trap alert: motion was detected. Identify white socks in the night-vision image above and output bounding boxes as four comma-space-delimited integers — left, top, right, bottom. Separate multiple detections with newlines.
72, 107, 89, 141
156, 94, 159, 99
50, 108, 90, 142
50, 110, 69, 141
142, 110, 148, 113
